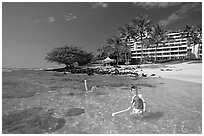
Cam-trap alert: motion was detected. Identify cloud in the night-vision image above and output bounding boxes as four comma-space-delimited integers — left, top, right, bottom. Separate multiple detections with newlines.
34, 12, 77, 23
158, 3, 201, 27
133, 2, 182, 8
48, 16, 55, 22
63, 12, 77, 21
158, 13, 184, 27
34, 19, 40, 23
90, 2, 109, 9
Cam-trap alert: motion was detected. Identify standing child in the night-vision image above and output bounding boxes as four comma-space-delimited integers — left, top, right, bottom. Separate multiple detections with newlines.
130, 85, 146, 115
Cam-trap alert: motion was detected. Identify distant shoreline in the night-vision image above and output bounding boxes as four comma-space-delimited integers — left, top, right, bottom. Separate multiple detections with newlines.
3, 61, 202, 84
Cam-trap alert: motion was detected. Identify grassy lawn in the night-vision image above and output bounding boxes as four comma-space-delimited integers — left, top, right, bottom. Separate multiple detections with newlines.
2, 70, 202, 134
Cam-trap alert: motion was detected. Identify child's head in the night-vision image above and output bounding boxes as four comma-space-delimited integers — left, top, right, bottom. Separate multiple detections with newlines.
131, 85, 140, 94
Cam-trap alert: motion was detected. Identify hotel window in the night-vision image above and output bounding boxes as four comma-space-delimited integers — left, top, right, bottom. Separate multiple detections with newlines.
179, 51, 186, 54
181, 43, 186, 45
187, 49, 192, 52
171, 52, 178, 55
179, 47, 186, 50
171, 48, 179, 51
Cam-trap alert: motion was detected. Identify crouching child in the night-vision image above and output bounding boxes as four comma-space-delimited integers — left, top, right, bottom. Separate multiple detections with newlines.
130, 86, 146, 115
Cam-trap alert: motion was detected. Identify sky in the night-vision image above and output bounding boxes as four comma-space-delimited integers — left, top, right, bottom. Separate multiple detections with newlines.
2, 1, 202, 68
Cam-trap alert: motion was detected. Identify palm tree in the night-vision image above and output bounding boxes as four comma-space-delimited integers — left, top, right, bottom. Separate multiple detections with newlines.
181, 25, 196, 60
97, 44, 112, 59
149, 24, 169, 63
181, 25, 203, 60
118, 23, 137, 65
131, 15, 152, 64
106, 35, 123, 65
196, 25, 202, 59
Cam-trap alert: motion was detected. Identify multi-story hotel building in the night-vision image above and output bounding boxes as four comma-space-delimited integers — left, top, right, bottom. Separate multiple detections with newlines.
129, 31, 202, 61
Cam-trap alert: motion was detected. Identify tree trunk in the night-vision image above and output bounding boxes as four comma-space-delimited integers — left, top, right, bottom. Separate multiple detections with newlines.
128, 48, 131, 65
140, 35, 143, 64
188, 44, 191, 61
197, 44, 200, 59
116, 53, 119, 66
125, 52, 127, 65
154, 44, 158, 63
123, 43, 129, 65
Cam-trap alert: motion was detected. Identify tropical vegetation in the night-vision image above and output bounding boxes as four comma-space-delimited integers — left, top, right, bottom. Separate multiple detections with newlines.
148, 24, 170, 63
97, 15, 202, 65
181, 25, 202, 60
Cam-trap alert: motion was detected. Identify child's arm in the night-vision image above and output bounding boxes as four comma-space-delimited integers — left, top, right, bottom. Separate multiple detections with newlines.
143, 101, 146, 112
130, 95, 135, 107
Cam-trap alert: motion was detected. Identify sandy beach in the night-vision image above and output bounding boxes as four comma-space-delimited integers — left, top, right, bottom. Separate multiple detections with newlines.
137, 62, 202, 84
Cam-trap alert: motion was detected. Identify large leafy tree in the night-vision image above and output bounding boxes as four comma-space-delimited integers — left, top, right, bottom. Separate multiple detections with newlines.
45, 45, 93, 67
131, 15, 152, 64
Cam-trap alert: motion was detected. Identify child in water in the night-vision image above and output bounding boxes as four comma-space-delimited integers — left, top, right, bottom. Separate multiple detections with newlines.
130, 85, 146, 115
